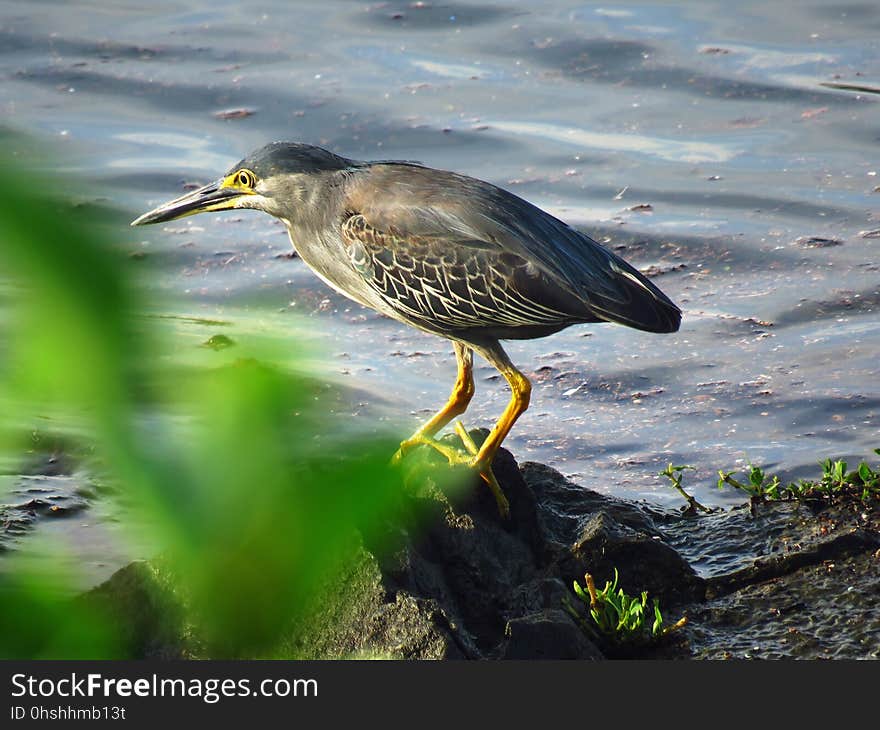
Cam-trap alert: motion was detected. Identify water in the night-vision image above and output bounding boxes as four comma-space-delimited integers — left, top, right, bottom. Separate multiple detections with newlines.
1, 0, 878, 583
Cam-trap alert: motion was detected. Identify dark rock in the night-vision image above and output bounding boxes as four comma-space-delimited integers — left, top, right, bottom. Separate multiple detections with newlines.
73, 433, 880, 659
568, 511, 705, 606
793, 236, 843, 248
500, 609, 602, 659
519, 460, 705, 605
286, 542, 466, 660
521, 460, 662, 547
77, 561, 189, 659
201, 334, 235, 350
705, 527, 879, 598
666, 497, 880, 659
72, 438, 698, 659
687, 546, 880, 659
1, 471, 94, 551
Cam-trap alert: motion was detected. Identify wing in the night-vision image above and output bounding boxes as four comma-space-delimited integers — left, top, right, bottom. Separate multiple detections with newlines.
345, 164, 681, 334
339, 213, 585, 336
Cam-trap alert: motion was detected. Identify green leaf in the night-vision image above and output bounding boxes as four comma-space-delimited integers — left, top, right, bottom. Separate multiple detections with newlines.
749, 466, 764, 488
652, 601, 663, 635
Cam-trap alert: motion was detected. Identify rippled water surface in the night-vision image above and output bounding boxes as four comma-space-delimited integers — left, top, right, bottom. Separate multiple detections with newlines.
1, 0, 878, 581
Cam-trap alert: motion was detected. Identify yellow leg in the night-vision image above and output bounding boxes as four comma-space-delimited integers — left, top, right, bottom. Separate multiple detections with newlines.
394, 340, 529, 520
467, 342, 531, 516
393, 342, 474, 461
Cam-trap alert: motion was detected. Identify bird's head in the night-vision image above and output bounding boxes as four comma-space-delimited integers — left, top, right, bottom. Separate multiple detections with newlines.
131, 142, 355, 227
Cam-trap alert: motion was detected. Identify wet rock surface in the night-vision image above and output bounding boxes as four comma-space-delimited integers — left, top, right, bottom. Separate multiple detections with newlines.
0, 451, 93, 553
75, 434, 880, 660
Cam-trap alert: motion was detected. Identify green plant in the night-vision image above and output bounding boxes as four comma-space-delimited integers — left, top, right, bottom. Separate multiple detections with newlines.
659, 463, 712, 513
717, 463, 781, 500
567, 569, 686, 644
718, 450, 880, 506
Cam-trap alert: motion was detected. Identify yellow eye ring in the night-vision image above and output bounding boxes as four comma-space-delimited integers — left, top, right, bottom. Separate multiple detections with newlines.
236, 169, 256, 188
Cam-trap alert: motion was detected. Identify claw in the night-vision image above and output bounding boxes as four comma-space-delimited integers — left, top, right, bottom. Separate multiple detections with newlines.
397, 433, 463, 462
396, 431, 468, 467
453, 421, 479, 455
478, 463, 510, 519
452, 423, 508, 516
392, 427, 510, 518
392, 341, 528, 520
390, 441, 411, 465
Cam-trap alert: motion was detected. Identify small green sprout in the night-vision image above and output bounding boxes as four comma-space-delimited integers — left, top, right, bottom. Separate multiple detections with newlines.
717, 463, 781, 499
659, 463, 712, 513
566, 569, 686, 644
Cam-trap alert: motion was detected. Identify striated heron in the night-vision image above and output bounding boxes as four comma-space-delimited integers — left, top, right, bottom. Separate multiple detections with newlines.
132, 143, 681, 517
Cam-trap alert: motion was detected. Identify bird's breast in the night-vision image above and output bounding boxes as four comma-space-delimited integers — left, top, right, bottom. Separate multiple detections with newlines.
285, 226, 391, 313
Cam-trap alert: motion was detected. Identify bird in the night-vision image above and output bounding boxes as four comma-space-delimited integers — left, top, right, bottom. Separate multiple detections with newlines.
132, 142, 681, 517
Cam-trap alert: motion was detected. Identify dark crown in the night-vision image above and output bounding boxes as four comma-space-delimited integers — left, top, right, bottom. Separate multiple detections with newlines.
229, 142, 356, 178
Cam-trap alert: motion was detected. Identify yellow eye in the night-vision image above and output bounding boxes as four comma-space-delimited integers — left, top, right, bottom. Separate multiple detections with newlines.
236, 169, 256, 188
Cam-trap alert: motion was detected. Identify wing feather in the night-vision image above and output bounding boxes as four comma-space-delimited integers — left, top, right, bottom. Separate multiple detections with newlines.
340, 213, 578, 335
345, 164, 681, 333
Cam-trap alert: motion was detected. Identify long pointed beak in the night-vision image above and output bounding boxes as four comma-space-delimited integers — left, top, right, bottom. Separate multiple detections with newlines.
131, 179, 245, 226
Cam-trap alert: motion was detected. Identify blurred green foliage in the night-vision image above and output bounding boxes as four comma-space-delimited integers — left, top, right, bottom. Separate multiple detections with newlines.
0, 139, 419, 658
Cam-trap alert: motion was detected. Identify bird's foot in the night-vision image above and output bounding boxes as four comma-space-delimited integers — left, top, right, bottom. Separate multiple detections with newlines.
391, 421, 475, 464
452, 421, 480, 456
392, 424, 510, 519
391, 433, 439, 465
392, 431, 468, 465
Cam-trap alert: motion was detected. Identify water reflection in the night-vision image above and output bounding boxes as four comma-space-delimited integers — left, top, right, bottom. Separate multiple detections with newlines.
485, 120, 740, 163
0, 1, 877, 584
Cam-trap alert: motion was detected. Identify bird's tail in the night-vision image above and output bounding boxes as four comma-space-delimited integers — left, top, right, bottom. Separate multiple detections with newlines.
586, 252, 682, 334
